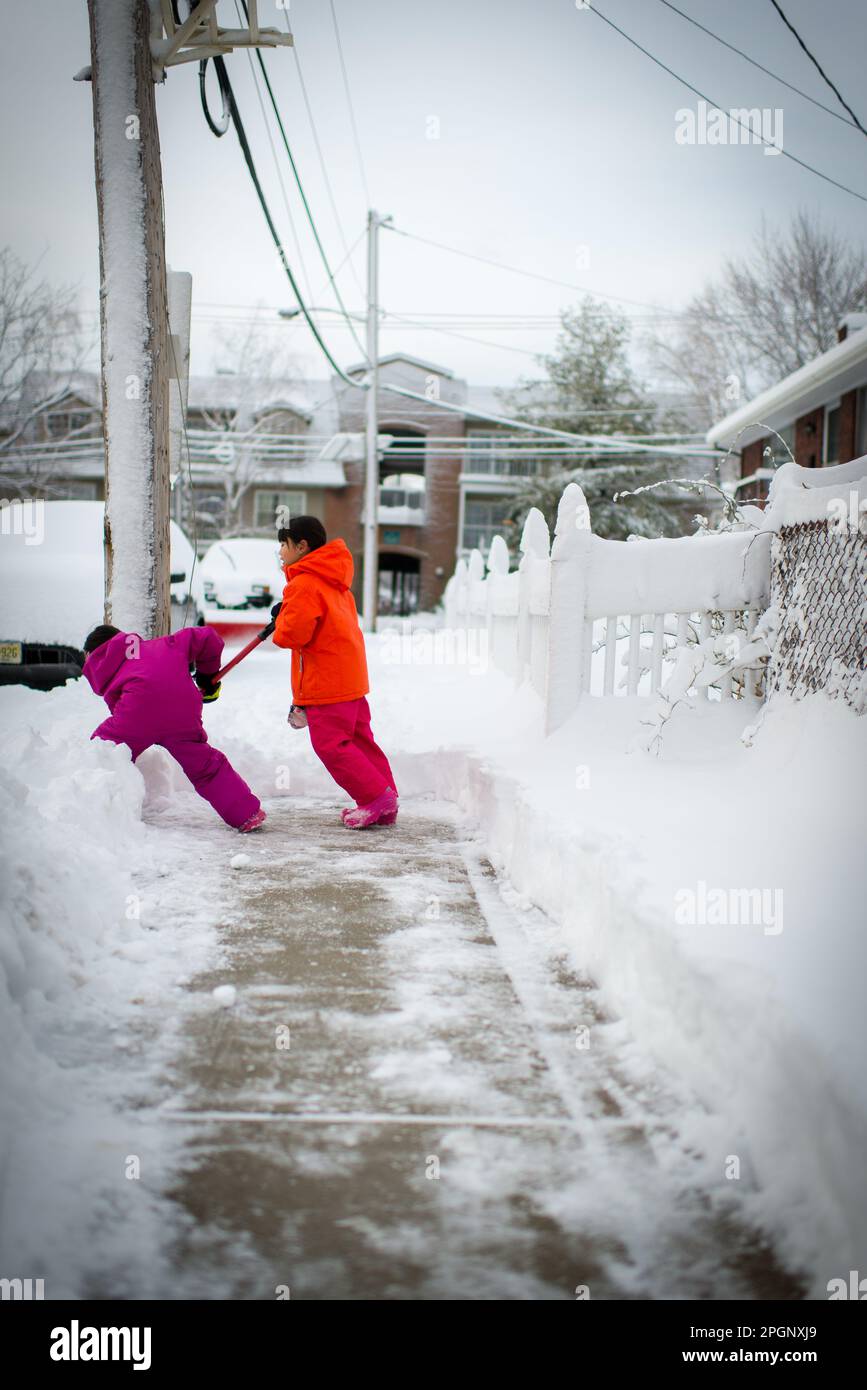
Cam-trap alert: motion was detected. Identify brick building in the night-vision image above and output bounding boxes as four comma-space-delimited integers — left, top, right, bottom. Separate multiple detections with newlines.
706, 314, 867, 501
1, 353, 559, 615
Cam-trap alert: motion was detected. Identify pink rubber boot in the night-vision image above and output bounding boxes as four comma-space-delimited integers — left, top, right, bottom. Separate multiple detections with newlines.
238, 808, 267, 833
343, 787, 398, 829
342, 789, 398, 826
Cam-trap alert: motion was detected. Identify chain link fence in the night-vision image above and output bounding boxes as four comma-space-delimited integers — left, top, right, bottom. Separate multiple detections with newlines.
768, 519, 866, 712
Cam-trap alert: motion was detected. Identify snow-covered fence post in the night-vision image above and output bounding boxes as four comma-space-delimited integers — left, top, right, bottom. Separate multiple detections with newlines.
486, 533, 518, 678
442, 561, 461, 629
517, 507, 551, 694
467, 548, 487, 633
87, 0, 171, 635
447, 556, 466, 633
545, 483, 592, 735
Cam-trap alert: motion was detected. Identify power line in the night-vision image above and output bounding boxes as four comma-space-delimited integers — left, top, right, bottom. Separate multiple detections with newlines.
283, 15, 367, 300
379, 382, 725, 458
328, 0, 371, 206
199, 54, 364, 390
385, 223, 669, 312
381, 310, 544, 359
160, 302, 703, 326
75, 300, 732, 330
234, 16, 314, 304
767, 0, 867, 136
590, 4, 867, 204
238, 0, 369, 361
657, 0, 862, 130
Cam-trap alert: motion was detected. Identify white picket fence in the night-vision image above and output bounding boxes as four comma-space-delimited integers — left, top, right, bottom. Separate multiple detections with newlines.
443, 482, 772, 734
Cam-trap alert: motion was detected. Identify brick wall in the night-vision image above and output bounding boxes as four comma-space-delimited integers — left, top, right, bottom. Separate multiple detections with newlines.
794, 407, 824, 469
332, 367, 467, 610
839, 389, 858, 464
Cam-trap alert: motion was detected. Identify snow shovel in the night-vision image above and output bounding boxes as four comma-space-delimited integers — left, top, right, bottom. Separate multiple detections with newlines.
215, 618, 276, 682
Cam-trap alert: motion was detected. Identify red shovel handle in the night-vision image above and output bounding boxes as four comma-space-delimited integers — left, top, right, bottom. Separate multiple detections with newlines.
215, 620, 276, 682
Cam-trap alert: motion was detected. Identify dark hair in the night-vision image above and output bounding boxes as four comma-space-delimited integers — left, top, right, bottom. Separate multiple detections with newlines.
83, 624, 121, 653
277, 515, 327, 551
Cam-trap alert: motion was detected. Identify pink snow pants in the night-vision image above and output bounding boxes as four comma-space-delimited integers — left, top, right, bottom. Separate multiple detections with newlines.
97, 727, 260, 829
305, 696, 396, 807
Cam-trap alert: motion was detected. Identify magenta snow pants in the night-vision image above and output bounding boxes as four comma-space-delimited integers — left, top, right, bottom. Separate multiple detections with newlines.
97, 725, 260, 829
305, 696, 396, 807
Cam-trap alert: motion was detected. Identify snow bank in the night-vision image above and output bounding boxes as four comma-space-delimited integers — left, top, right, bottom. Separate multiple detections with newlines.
431, 699, 867, 1295
0, 679, 220, 1294
213, 638, 866, 1293
2, 621, 864, 1295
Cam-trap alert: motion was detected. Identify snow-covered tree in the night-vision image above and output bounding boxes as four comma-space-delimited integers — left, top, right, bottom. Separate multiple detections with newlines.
499, 295, 657, 444
193, 321, 306, 536
651, 211, 867, 424
0, 248, 91, 496
505, 462, 678, 542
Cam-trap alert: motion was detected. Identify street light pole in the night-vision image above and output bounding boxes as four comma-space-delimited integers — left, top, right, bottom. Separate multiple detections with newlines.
362, 208, 381, 631
277, 206, 389, 631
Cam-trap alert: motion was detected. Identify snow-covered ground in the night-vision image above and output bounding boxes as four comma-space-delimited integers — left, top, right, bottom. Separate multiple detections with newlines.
0, 633, 864, 1297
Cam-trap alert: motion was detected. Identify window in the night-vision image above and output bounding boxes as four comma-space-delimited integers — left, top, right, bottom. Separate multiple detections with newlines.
857, 387, 867, 459
55, 481, 98, 500
44, 409, 96, 439
769, 423, 795, 466
380, 472, 424, 510
462, 498, 514, 553
380, 487, 424, 509
824, 404, 840, 465
254, 489, 306, 529
465, 432, 541, 477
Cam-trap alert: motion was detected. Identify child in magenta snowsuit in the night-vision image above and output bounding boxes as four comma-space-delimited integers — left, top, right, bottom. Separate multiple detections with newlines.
82, 623, 264, 832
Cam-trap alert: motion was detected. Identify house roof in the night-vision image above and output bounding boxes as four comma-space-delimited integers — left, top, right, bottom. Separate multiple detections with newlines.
706, 323, 867, 450
187, 373, 314, 422
343, 352, 457, 380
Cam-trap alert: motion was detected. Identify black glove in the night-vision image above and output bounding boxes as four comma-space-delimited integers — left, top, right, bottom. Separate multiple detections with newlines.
271, 602, 282, 620
194, 671, 222, 702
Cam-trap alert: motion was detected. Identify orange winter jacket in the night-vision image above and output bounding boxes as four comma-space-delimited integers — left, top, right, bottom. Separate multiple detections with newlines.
272, 538, 369, 705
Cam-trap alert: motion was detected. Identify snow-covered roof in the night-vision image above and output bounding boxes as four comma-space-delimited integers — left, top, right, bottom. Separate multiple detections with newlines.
0, 373, 103, 432
189, 458, 348, 489
706, 324, 867, 450
343, 352, 457, 379
187, 373, 313, 421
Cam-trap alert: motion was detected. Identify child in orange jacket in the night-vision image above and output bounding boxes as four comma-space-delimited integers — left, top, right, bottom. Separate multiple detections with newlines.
271, 516, 398, 828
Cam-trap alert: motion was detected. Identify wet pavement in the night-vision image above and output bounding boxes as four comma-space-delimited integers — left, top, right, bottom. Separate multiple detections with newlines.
145, 798, 802, 1301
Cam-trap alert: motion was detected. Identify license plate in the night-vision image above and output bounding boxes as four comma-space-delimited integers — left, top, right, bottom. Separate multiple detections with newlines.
0, 641, 22, 664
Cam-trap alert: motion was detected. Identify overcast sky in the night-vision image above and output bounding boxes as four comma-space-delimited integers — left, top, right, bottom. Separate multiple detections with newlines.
2, 0, 866, 390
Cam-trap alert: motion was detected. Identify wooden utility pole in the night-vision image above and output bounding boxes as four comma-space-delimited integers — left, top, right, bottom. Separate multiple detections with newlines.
88, 0, 171, 636
85, 1, 292, 633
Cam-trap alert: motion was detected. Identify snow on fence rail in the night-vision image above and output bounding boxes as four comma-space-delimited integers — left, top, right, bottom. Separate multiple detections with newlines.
445, 482, 770, 732
444, 458, 867, 734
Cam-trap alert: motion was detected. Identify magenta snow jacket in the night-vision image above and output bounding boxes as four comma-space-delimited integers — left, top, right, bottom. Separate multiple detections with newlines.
83, 626, 224, 749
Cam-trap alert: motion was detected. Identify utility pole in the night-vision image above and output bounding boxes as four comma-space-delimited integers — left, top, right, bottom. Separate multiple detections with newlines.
362, 209, 382, 631
86, 0, 292, 635
88, 0, 171, 636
